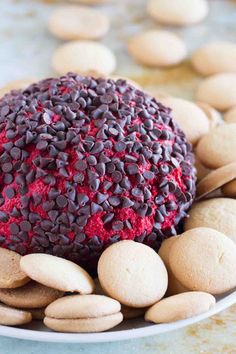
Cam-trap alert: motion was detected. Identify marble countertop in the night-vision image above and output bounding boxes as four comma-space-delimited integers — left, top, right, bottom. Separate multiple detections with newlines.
0, 0, 236, 353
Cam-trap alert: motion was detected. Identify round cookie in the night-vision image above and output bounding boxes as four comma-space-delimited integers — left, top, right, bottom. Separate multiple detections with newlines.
145, 292, 215, 324
224, 106, 236, 123
128, 30, 187, 68
44, 313, 123, 333
161, 97, 209, 144
0, 78, 36, 98
196, 73, 236, 111
0, 303, 32, 326
196, 124, 236, 168
196, 162, 236, 199
147, 0, 208, 26
158, 236, 188, 296
48, 6, 110, 40
52, 41, 116, 76
192, 42, 236, 76
98, 240, 168, 307
158, 236, 180, 267
194, 155, 212, 181
0, 281, 63, 309
184, 198, 236, 244
0, 248, 30, 288
45, 294, 121, 319
169, 227, 236, 294
20, 254, 95, 294
196, 101, 223, 129
222, 179, 236, 198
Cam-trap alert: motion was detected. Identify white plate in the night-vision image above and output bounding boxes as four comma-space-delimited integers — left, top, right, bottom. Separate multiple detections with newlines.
0, 289, 235, 343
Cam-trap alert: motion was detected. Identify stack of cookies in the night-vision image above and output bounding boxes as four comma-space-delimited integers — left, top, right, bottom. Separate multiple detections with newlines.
0, 232, 235, 332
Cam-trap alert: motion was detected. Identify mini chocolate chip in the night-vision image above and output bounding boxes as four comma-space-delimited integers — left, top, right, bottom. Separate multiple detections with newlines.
10, 206, 21, 217
56, 195, 68, 208
102, 200, 113, 212
1, 105, 10, 117
125, 155, 138, 163
79, 205, 91, 216
143, 170, 155, 180
36, 140, 48, 150
53, 140, 67, 150
143, 187, 152, 200
112, 221, 123, 231
97, 192, 108, 204
59, 167, 69, 178
131, 187, 143, 198
159, 164, 169, 175
73, 173, 84, 184
96, 162, 106, 176
108, 127, 119, 136
114, 141, 126, 152
108, 196, 121, 206
137, 204, 148, 217
10, 147, 21, 160
100, 94, 113, 104
91, 202, 103, 215
10, 223, 19, 235
20, 220, 31, 232
41, 220, 53, 231
126, 163, 139, 175
159, 204, 168, 216
4, 173, 13, 184
112, 170, 122, 183
103, 180, 112, 190
87, 155, 97, 166
29, 212, 41, 223
87, 170, 99, 181
43, 201, 55, 211
74, 233, 86, 244
77, 193, 89, 206
2, 162, 13, 173
121, 197, 134, 209
171, 157, 179, 168
113, 184, 123, 194
106, 162, 115, 173
76, 215, 88, 227
161, 184, 169, 196
166, 201, 176, 211
90, 141, 104, 154
0, 211, 8, 222
75, 160, 87, 171
109, 234, 120, 244
5, 187, 15, 199
155, 210, 164, 223
103, 213, 114, 224
26, 170, 36, 183
90, 178, 100, 191
99, 153, 111, 164
47, 210, 59, 222
3, 142, 13, 151
120, 177, 131, 190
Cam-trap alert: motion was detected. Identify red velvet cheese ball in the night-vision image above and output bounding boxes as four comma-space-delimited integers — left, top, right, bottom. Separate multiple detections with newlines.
0, 74, 196, 270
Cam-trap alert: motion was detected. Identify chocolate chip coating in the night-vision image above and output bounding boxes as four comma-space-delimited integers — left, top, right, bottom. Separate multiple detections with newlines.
0, 73, 195, 271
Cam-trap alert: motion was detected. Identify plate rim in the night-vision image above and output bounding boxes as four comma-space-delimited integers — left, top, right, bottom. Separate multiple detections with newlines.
0, 290, 235, 343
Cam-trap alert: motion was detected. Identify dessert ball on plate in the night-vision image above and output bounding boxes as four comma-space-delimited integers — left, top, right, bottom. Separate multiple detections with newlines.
0, 73, 195, 270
